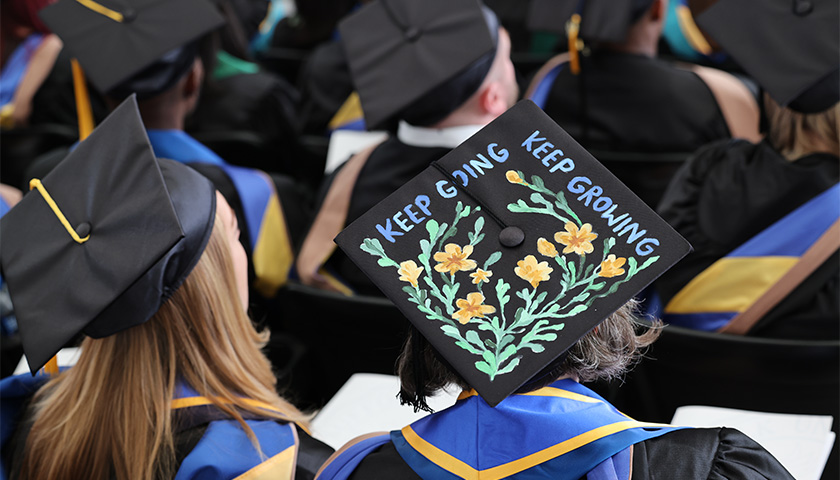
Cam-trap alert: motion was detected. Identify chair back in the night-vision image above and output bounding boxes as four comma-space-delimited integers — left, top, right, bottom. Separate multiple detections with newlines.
272, 283, 409, 408
604, 324, 839, 479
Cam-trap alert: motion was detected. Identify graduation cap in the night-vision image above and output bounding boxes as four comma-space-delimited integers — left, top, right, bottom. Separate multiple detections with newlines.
335, 100, 691, 407
39, 0, 225, 97
526, 0, 654, 74
0, 96, 217, 374
527, 0, 653, 43
339, 0, 499, 130
697, 0, 839, 113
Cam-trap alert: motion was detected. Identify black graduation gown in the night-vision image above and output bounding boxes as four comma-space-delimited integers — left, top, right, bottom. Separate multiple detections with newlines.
185, 71, 304, 179
316, 136, 450, 295
297, 41, 354, 135
543, 51, 730, 152
346, 428, 793, 479
655, 139, 840, 339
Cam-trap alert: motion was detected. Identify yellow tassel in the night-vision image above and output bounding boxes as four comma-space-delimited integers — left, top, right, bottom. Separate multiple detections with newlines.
567, 14, 582, 75
42, 355, 59, 376
71, 59, 94, 141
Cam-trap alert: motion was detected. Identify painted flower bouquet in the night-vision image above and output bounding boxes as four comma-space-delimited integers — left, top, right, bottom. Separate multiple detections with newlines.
360, 172, 659, 381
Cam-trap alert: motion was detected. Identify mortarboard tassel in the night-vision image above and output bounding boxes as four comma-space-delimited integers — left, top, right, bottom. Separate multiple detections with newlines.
71, 59, 94, 141
675, 6, 713, 56
566, 13, 583, 75
41, 355, 59, 377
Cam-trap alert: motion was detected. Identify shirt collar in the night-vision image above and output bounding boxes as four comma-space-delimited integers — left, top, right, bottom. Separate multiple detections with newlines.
396, 120, 483, 149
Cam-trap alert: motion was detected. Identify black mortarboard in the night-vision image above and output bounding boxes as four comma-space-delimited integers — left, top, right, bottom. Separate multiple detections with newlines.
527, 0, 654, 43
339, 0, 499, 129
0, 96, 216, 374
39, 0, 225, 97
335, 100, 690, 407
697, 0, 839, 113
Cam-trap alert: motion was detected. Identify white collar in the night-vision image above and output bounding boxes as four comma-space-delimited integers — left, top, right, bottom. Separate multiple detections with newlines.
396, 121, 483, 149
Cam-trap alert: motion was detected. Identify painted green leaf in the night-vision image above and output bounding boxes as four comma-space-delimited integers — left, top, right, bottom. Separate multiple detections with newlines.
477, 322, 494, 332
498, 344, 517, 363
455, 340, 483, 355
482, 350, 496, 369
485, 251, 503, 270
378, 258, 398, 268
426, 220, 440, 240
474, 216, 485, 234
566, 304, 587, 316
496, 357, 521, 375
531, 175, 545, 189
465, 330, 483, 347
524, 343, 545, 353
475, 361, 494, 376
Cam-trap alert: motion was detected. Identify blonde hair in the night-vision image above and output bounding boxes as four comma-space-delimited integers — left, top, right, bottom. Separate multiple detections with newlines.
765, 94, 840, 161
18, 214, 307, 480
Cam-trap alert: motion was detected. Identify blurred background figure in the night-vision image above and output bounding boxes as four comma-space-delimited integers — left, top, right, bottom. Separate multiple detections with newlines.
656, 0, 839, 340
296, 0, 518, 295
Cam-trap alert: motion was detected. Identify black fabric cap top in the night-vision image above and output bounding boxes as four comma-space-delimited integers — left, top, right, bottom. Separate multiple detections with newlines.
527, 0, 654, 43
335, 100, 691, 407
0, 96, 217, 374
339, 0, 497, 130
697, 0, 839, 113
39, 0, 225, 95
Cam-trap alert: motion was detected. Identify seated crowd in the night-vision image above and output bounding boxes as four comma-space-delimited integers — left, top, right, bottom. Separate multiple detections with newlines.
0, 0, 836, 479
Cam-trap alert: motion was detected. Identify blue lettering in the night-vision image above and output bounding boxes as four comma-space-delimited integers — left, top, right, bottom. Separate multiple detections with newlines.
636, 238, 659, 256
435, 181, 457, 199
521, 130, 546, 152
488, 143, 508, 162
568, 176, 591, 194
376, 219, 404, 243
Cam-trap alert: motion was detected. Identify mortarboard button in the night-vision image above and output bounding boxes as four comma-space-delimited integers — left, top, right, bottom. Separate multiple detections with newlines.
499, 226, 525, 248
75, 222, 91, 238
405, 26, 422, 42
793, 0, 813, 16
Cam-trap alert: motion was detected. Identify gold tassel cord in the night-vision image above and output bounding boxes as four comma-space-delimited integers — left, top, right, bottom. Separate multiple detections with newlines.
76, 0, 124, 22
29, 178, 91, 244
71, 59, 94, 140
566, 14, 583, 75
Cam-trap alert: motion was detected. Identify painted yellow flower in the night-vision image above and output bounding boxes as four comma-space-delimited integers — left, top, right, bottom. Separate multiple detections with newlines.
470, 269, 493, 284
554, 222, 597, 255
398, 260, 424, 287
598, 254, 626, 278
515, 255, 553, 288
506, 170, 526, 185
537, 238, 558, 257
452, 292, 496, 324
433, 243, 477, 275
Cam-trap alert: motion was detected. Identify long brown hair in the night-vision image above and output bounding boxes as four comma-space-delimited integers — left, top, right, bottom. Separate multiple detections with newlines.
766, 95, 840, 160
18, 214, 307, 480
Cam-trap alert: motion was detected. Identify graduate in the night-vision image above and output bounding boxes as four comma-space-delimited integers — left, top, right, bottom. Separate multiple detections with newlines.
315, 100, 792, 479
525, 0, 760, 153
655, 0, 839, 339
0, 97, 333, 479
296, 0, 519, 295
38, 0, 308, 302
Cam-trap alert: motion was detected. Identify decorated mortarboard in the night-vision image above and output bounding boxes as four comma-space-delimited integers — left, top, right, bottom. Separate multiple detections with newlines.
38, 0, 225, 96
0, 95, 217, 374
338, 0, 498, 129
335, 100, 691, 407
697, 0, 838, 113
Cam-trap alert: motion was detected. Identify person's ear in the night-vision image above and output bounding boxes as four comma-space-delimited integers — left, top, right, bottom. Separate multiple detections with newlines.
650, 0, 666, 21
182, 59, 204, 99
478, 81, 508, 118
